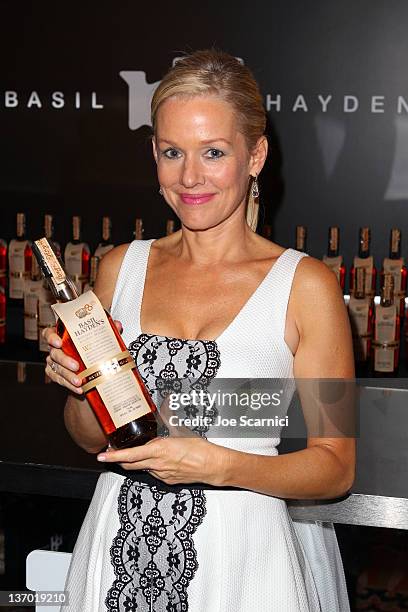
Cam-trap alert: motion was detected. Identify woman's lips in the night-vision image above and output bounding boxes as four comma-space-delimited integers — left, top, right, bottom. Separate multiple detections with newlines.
179, 193, 215, 205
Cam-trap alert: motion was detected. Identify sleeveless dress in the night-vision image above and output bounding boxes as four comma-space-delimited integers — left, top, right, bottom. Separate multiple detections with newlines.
62, 239, 350, 612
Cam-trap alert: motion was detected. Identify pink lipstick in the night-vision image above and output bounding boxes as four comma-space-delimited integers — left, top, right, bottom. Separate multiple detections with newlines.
180, 193, 215, 205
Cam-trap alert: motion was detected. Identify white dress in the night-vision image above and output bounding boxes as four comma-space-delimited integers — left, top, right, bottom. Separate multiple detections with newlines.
62, 239, 350, 612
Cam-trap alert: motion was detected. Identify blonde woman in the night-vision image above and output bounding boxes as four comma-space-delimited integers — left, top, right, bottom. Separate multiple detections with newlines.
45, 50, 355, 611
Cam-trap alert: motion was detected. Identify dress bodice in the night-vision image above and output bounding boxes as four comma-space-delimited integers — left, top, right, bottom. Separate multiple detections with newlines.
110, 239, 308, 453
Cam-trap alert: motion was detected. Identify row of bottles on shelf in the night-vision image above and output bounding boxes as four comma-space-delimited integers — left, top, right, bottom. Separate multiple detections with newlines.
263, 224, 407, 375
0, 213, 177, 348
319, 225, 405, 375
1, 215, 407, 374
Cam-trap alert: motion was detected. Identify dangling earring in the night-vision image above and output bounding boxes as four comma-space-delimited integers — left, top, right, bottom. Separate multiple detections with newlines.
159, 187, 163, 195
251, 175, 259, 198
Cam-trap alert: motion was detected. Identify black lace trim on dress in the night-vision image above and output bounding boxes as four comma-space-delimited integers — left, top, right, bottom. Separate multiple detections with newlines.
105, 478, 207, 612
106, 334, 221, 611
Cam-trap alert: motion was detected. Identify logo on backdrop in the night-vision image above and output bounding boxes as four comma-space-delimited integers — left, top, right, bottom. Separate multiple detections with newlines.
119, 71, 159, 130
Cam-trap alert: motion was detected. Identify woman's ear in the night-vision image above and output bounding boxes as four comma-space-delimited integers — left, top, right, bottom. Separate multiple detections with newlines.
249, 136, 268, 177
152, 137, 159, 164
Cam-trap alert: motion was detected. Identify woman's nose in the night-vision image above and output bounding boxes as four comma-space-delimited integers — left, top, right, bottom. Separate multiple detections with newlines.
180, 156, 205, 188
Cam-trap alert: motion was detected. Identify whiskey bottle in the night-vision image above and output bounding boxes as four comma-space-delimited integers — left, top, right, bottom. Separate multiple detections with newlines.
33, 237, 166, 448
23, 257, 43, 342
83, 256, 99, 292
64, 216, 90, 294
0, 286, 5, 344
95, 216, 114, 259
322, 226, 346, 291
350, 227, 376, 299
8, 213, 32, 300
0, 238, 7, 290
134, 218, 144, 240
348, 267, 373, 364
44, 214, 61, 257
381, 228, 407, 319
38, 283, 56, 352
166, 220, 176, 236
296, 226, 307, 253
372, 274, 400, 376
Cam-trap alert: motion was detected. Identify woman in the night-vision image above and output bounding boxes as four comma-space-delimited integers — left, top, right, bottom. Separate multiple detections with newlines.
45, 50, 355, 611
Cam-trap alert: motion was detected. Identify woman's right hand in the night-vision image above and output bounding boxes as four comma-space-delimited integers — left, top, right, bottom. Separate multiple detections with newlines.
43, 320, 124, 394
44, 327, 83, 395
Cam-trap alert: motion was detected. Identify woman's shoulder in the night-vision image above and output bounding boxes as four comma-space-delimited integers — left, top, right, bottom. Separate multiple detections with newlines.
93, 243, 131, 309
292, 253, 342, 294
290, 254, 347, 334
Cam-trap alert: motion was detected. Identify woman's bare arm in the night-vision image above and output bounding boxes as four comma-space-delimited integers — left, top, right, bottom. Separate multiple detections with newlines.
217, 257, 356, 498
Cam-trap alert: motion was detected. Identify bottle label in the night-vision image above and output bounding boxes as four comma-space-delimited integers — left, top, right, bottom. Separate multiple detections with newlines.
38, 287, 56, 351
52, 291, 151, 428
373, 304, 398, 372
94, 244, 114, 259
64, 242, 90, 293
323, 255, 342, 282
353, 256, 374, 295
348, 298, 370, 360
383, 257, 404, 295
9, 239, 28, 298
23, 280, 43, 340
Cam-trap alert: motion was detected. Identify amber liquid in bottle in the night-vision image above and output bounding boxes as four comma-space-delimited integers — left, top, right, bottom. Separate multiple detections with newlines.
57, 315, 162, 448
0, 239, 7, 290
0, 286, 6, 344
33, 238, 166, 449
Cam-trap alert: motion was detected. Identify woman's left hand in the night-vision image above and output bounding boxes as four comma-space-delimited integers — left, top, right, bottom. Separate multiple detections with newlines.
97, 436, 229, 486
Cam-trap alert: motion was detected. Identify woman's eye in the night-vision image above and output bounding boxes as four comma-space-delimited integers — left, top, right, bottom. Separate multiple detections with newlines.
205, 148, 224, 159
163, 148, 181, 159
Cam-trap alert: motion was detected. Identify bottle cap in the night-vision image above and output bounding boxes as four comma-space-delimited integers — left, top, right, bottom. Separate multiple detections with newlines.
296, 226, 307, 251
102, 216, 111, 242
73, 216, 81, 241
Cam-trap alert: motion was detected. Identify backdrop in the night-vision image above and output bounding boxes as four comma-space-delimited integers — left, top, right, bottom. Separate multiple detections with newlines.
0, 0, 407, 271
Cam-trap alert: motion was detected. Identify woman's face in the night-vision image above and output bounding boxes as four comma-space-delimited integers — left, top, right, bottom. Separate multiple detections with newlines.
153, 95, 266, 231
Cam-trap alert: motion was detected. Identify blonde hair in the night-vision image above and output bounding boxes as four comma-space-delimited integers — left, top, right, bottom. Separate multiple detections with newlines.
151, 49, 266, 231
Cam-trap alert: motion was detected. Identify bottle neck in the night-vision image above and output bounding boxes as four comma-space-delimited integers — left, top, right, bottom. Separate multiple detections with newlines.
72, 217, 81, 243
44, 215, 54, 240
102, 217, 111, 243
358, 228, 370, 258
32, 238, 80, 302
358, 247, 370, 259
296, 226, 307, 252
327, 228, 339, 257
16, 213, 26, 240
51, 278, 79, 302
389, 229, 401, 260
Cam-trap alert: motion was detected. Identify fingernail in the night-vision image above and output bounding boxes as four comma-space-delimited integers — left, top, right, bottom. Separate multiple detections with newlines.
97, 454, 106, 462
53, 339, 62, 348
70, 361, 79, 370
72, 377, 81, 385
